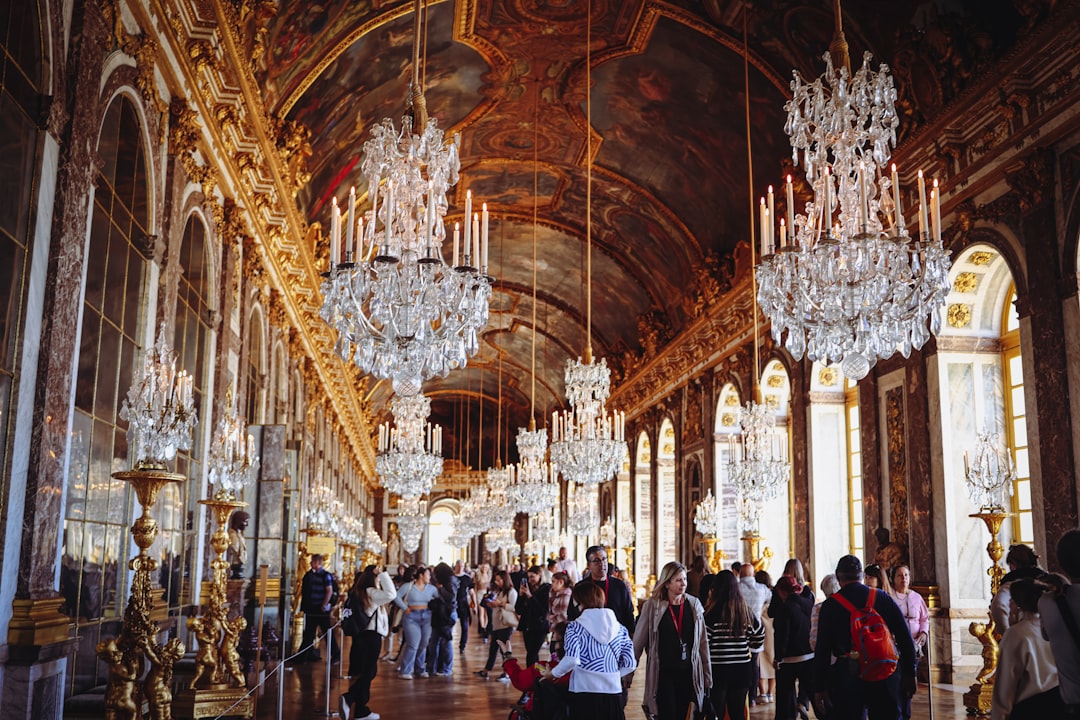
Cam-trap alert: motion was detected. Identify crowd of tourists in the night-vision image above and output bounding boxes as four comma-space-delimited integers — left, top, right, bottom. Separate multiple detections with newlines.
297, 529, 1080, 720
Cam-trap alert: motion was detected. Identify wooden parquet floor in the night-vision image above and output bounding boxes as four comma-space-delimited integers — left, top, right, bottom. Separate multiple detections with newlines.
250, 628, 972, 719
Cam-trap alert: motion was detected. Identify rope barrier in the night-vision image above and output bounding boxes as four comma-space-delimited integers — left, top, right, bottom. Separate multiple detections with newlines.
208, 617, 345, 720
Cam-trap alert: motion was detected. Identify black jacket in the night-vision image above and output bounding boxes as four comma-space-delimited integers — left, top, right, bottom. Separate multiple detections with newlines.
515, 582, 551, 638
570, 573, 636, 635
772, 591, 814, 660
300, 568, 337, 615
812, 582, 917, 691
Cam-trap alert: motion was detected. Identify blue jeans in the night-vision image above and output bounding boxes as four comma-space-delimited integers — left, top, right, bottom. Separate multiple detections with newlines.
427, 629, 453, 674
399, 609, 431, 675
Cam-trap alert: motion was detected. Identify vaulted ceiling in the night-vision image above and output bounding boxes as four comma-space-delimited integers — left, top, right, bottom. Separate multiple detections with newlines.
255, 0, 1039, 471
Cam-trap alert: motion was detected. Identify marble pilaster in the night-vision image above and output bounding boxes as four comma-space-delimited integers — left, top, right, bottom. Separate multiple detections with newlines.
1017, 194, 1077, 570
788, 358, 812, 579
14, 0, 109, 624
858, 372, 883, 553
905, 350, 937, 585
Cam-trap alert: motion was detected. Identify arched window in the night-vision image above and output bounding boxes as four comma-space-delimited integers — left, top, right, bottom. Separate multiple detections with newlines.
64, 94, 151, 696
0, 0, 44, 510
427, 502, 458, 565
657, 418, 677, 564
634, 432, 652, 591
1001, 285, 1031, 542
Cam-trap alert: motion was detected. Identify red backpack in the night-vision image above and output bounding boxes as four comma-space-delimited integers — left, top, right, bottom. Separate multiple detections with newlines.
832, 588, 899, 682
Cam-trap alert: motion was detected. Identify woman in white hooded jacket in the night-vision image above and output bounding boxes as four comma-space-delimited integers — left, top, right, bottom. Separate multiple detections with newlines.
339, 567, 397, 720
548, 580, 636, 719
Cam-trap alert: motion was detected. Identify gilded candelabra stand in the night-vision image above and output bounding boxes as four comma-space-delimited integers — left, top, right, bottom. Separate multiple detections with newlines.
701, 536, 727, 573
962, 506, 1011, 716
174, 489, 253, 720
98, 465, 187, 720
742, 532, 774, 573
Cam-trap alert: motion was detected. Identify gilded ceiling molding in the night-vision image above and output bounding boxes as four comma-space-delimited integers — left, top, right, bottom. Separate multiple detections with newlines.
610, 248, 759, 419
136, 0, 378, 481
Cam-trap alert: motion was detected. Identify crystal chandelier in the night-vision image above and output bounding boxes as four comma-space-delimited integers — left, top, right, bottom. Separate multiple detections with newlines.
363, 526, 386, 556
119, 326, 197, 469
549, 6, 625, 486
693, 489, 722, 538
397, 495, 428, 553
305, 483, 342, 535
754, 8, 950, 380
598, 518, 616, 548
566, 483, 598, 538
375, 393, 444, 498
207, 387, 260, 501
964, 431, 1016, 511
482, 463, 516, 531
509, 425, 559, 514
616, 518, 636, 548
318, 0, 492, 397
485, 526, 515, 554
727, 403, 789, 512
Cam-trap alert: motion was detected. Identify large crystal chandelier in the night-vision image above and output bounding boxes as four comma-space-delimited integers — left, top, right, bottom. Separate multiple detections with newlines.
207, 387, 260, 500
119, 326, 197, 469
397, 495, 428, 553
549, 6, 625, 486
375, 392, 443, 498
755, 7, 950, 380
964, 431, 1016, 511
318, 0, 492, 397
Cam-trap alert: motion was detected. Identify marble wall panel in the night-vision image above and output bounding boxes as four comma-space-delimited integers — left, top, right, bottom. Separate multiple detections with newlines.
906, 353, 936, 584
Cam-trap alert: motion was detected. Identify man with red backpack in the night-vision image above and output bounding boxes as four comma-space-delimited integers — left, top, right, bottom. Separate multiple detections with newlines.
812, 555, 917, 720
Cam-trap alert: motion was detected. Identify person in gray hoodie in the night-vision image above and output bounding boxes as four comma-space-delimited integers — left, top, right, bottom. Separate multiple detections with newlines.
548, 581, 636, 719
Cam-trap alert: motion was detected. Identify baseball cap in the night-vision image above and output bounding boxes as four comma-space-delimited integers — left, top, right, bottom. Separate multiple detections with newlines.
835, 555, 863, 580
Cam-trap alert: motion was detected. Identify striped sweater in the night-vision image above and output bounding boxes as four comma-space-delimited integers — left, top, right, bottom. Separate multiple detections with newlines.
705, 615, 765, 665
551, 607, 637, 694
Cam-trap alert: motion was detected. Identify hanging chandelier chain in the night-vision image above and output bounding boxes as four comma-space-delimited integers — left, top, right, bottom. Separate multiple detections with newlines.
743, 10, 761, 396
585, 4, 592, 358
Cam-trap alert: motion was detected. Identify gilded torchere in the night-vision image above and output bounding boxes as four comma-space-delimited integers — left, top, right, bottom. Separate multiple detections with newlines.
175, 386, 259, 719
98, 329, 195, 720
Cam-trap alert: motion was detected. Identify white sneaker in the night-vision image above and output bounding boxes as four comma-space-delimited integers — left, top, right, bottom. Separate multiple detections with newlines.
339, 695, 351, 720
400, 673, 413, 679
356, 713, 380, 720
418, 671, 430, 678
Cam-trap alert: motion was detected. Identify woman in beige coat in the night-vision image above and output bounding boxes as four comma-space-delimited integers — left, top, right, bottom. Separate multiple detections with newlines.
633, 561, 712, 719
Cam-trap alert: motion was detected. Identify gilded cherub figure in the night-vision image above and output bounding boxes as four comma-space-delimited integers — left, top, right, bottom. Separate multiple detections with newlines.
188, 615, 220, 689
97, 638, 139, 720
143, 637, 185, 720
221, 615, 248, 687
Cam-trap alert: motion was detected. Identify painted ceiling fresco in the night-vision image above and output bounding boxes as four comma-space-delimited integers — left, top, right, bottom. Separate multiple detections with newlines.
259, 0, 1036, 468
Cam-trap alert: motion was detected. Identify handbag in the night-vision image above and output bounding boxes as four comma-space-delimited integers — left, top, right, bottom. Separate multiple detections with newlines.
501, 606, 520, 628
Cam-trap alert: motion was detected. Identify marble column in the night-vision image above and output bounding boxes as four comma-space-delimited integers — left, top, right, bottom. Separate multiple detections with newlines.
2, 3, 109, 719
